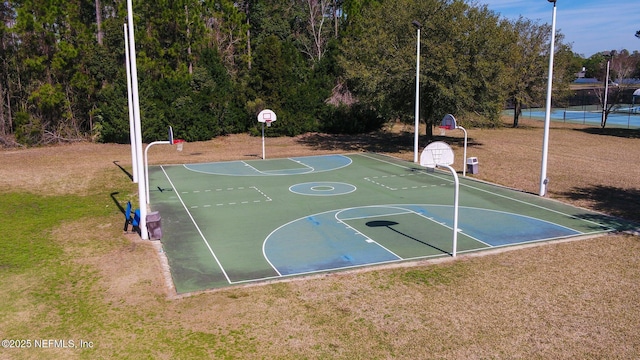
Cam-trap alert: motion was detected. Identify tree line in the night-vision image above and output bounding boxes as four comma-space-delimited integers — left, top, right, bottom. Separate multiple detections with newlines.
0, 0, 636, 146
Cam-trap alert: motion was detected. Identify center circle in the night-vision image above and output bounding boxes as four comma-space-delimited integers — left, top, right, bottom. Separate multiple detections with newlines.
289, 182, 356, 196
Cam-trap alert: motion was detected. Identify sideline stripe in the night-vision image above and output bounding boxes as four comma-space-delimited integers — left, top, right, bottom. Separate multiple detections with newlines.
160, 166, 232, 284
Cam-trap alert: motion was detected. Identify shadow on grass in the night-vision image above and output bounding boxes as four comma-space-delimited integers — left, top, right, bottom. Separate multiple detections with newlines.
113, 161, 133, 181
575, 127, 640, 139
110, 192, 125, 215
560, 185, 640, 228
297, 130, 481, 153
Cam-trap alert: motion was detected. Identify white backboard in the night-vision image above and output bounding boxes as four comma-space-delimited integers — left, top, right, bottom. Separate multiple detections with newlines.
420, 141, 455, 168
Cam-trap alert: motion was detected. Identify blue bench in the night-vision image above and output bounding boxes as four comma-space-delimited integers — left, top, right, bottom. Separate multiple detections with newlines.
123, 201, 141, 232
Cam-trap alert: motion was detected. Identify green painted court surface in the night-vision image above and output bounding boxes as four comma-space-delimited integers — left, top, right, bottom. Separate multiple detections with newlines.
148, 153, 620, 294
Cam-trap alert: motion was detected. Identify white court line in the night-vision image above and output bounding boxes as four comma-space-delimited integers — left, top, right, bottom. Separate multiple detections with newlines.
334, 207, 405, 260
229, 258, 403, 285
358, 153, 615, 232
336, 204, 491, 249
288, 157, 315, 171
241, 159, 314, 175
182, 154, 353, 176
160, 166, 232, 284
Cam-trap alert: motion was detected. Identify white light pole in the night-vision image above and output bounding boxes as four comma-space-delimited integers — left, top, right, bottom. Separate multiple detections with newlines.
126, 0, 148, 239
601, 51, 613, 127
124, 24, 138, 184
539, 0, 557, 197
413, 20, 422, 163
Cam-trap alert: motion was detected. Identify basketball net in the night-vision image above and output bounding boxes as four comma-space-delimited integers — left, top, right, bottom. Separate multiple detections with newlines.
266, 120, 272, 127
174, 139, 184, 152
430, 148, 444, 164
439, 126, 449, 136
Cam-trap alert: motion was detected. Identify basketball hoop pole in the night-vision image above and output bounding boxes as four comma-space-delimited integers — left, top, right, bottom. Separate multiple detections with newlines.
144, 140, 171, 204
261, 122, 266, 159
441, 164, 459, 257
458, 125, 467, 177
440, 115, 468, 177
420, 141, 459, 257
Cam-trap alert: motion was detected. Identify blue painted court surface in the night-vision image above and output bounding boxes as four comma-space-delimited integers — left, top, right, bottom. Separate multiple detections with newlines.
148, 153, 621, 293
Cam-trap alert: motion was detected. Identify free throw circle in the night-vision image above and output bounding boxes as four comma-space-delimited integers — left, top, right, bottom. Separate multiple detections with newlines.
289, 182, 356, 196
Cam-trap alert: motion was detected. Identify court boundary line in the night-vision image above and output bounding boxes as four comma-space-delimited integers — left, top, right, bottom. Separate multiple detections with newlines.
160, 166, 232, 284
181, 154, 353, 177
241, 159, 315, 175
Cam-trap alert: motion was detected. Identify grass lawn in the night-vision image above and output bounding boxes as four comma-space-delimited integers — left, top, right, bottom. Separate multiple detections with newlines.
0, 117, 639, 359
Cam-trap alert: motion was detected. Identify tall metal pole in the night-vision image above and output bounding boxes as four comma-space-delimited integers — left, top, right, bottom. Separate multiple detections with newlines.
601, 57, 610, 127
127, 0, 148, 239
124, 24, 138, 183
539, 0, 557, 197
413, 21, 421, 163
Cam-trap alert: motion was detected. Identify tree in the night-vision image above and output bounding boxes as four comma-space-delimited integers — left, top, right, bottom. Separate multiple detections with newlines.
0, 1, 17, 140
298, 0, 332, 62
506, 18, 553, 127
340, 0, 514, 138
248, 35, 322, 135
597, 50, 639, 128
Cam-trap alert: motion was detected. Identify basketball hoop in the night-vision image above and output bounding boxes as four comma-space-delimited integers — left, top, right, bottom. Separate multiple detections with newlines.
440, 114, 457, 135
257, 109, 277, 159
439, 125, 451, 136
174, 139, 185, 152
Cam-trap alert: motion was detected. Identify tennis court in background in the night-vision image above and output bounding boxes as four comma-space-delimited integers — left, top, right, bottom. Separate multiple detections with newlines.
509, 106, 640, 128
147, 153, 625, 294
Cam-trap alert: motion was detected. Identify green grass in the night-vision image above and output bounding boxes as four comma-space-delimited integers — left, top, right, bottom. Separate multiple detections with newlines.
0, 188, 261, 359
0, 192, 118, 352
0, 193, 107, 272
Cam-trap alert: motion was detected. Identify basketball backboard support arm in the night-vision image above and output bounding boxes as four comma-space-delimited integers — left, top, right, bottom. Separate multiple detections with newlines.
441, 164, 459, 257
144, 140, 170, 204
440, 114, 468, 177
420, 141, 460, 257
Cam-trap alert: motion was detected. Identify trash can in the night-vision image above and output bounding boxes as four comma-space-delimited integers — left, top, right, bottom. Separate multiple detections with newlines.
146, 211, 163, 240
466, 157, 479, 174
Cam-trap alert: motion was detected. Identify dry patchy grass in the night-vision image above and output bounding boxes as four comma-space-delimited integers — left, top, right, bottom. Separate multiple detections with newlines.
1, 117, 639, 359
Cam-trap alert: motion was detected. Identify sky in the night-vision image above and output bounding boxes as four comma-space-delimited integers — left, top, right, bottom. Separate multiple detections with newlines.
478, 0, 640, 57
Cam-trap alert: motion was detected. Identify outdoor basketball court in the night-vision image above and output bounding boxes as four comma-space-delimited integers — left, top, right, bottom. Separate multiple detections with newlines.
147, 152, 620, 294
